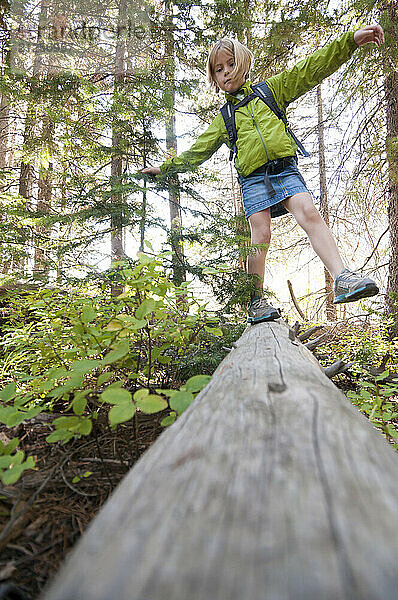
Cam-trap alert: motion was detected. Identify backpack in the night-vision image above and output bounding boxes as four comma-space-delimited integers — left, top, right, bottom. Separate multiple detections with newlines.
220, 81, 310, 162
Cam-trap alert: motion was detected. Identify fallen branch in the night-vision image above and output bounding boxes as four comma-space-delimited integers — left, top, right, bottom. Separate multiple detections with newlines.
287, 279, 306, 320
324, 360, 354, 379
304, 331, 330, 351
298, 325, 324, 342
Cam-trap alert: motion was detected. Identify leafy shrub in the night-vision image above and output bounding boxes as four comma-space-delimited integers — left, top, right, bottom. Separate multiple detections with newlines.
0, 252, 224, 483
347, 372, 398, 450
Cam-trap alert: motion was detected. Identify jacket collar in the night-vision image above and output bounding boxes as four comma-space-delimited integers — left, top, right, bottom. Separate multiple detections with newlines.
224, 80, 253, 103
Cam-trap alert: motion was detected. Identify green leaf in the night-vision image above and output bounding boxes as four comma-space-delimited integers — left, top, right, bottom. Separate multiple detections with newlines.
131, 318, 147, 330
137, 253, 155, 265
169, 391, 194, 415
12, 450, 25, 466
109, 402, 136, 425
151, 347, 161, 360
2, 465, 25, 485
83, 471, 92, 478
382, 411, 393, 421
54, 416, 81, 429
375, 370, 390, 381
133, 388, 149, 402
70, 359, 102, 373
22, 405, 43, 421
49, 373, 84, 398
135, 298, 156, 320
46, 430, 74, 443
46, 367, 68, 381
97, 372, 112, 386
0, 406, 20, 424
155, 389, 176, 398
0, 456, 13, 468
158, 355, 172, 364
386, 424, 398, 437
78, 418, 92, 435
72, 394, 88, 416
100, 387, 132, 405
160, 413, 177, 427
6, 410, 29, 428
103, 341, 130, 365
25, 456, 35, 469
135, 394, 168, 414
3, 438, 19, 455
183, 375, 211, 393
81, 306, 97, 324
0, 382, 16, 402
106, 320, 124, 331
104, 381, 124, 390
72, 476, 80, 483
204, 326, 223, 337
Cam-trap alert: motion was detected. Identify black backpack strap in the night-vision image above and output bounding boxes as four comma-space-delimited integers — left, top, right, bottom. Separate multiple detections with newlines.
220, 93, 258, 161
253, 82, 310, 158
220, 101, 237, 161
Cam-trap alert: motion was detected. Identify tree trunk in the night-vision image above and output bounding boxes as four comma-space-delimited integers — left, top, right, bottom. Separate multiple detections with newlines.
385, 71, 398, 321
384, 0, 398, 328
110, 0, 127, 271
0, 94, 10, 169
0, 16, 11, 170
17, 0, 49, 276
164, 0, 185, 286
316, 84, 337, 321
42, 321, 398, 600
33, 118, 53, 279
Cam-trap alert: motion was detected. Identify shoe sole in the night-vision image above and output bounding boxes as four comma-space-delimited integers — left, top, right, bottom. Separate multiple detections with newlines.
333, 283, 379, 304
247, 310, 281, 324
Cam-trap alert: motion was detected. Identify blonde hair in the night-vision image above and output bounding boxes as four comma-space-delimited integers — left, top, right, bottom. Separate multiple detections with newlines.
207, 38, 253, 93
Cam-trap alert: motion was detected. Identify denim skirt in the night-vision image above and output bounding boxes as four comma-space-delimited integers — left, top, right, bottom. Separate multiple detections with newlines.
238, 156, 310, 219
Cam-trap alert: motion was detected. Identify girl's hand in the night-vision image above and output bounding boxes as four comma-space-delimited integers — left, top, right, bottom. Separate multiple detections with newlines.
354, 24, 385, 47
141, 166, 161, 175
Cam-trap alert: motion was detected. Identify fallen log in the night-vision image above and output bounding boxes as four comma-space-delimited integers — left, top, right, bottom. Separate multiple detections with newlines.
41, 320, 398, 600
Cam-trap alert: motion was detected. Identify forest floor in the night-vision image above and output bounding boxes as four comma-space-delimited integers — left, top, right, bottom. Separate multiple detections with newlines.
0, 410, 167, 599
0, 319, 397, 599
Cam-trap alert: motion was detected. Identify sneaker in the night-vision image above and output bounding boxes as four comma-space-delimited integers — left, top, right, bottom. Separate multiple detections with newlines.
247, 295, 280, 324
333, 268, 379, 304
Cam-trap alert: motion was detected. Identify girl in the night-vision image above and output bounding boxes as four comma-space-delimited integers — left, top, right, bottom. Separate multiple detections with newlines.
142, 25, 384, 324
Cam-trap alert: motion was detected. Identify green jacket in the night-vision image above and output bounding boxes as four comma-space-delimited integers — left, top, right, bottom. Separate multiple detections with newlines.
159, 32, 358, 177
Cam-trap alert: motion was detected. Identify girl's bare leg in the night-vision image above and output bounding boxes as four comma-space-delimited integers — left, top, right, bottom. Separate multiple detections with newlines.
247, 208, 272, 293
282, 192, 344, 279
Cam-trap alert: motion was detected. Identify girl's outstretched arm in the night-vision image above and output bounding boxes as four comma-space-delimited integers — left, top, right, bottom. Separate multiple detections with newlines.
267, 26, 384, 109
353, 24, 385, 47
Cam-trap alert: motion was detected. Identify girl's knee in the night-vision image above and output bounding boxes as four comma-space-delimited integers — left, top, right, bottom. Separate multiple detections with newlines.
299, 203, 322, 227
251, 226, 271, 245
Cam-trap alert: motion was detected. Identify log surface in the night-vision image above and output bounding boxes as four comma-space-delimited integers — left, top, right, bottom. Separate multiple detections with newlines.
42, 322, 398, 600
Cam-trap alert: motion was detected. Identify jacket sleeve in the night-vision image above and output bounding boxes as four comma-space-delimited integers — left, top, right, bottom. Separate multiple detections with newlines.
266, 31, 358, 109
159, 112, 227, 174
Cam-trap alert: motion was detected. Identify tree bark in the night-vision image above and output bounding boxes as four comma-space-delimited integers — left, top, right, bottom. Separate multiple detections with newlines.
384, 0, 398, 329
42, 320, 398, 600
164, 0, 185, 286
110, 0, 127, 271
18, 0, 50, 276
316, 84, 337, 321
385, 71, 398, 321
0, 93, 10, 169
0, 14, 11, 170
33, 118, 53, 279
